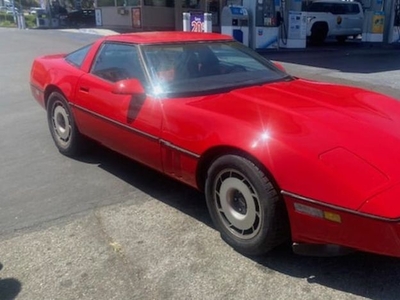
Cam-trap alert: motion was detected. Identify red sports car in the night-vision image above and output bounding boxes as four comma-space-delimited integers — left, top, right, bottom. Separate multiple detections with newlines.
30, 32, 400, 258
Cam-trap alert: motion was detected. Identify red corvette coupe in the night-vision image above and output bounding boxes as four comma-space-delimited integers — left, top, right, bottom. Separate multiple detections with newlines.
31, 32, 400, 258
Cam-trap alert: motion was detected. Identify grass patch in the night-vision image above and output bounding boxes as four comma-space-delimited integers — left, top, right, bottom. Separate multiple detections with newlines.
0, 20, 16, 27
0, 13, 16, 27
0, 12, 37, 28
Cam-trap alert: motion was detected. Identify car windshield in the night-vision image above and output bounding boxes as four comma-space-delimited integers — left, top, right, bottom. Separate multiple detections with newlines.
141, 41, 290, 96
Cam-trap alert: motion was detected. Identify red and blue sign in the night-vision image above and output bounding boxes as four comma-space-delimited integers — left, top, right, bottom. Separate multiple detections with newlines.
190, 13, 204, 32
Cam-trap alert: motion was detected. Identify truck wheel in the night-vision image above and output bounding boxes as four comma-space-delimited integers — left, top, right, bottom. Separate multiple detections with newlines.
310, 23, 328, 44
205, 155, 289, 256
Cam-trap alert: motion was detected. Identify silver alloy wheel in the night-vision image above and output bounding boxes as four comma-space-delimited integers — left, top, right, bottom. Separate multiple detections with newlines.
52, 102, 71, 147
213, 169, 262, 239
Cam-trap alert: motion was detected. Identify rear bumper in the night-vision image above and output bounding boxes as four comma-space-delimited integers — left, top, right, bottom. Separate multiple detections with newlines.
283, 191, 400, 258
30, 83, 45, 109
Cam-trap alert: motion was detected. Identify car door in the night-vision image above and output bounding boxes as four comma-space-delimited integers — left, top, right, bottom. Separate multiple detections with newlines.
73, 42, 163, 171
330, 3, 349, 36
344, 3, 363, 34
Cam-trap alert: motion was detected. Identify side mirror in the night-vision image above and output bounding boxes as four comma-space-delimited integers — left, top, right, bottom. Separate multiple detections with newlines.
273, 61, 286, 72
112, 78, 145, 95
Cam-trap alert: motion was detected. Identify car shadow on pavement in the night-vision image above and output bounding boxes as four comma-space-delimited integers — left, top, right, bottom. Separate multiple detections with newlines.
77, 146, 212, 227
0, 263, 22, 300
77, 146, 400, 299
253, 245, 400, 299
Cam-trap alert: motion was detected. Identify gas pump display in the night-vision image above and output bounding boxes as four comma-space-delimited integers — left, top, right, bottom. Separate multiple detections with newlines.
243, 0, 281, 49
255, 0, 277, 27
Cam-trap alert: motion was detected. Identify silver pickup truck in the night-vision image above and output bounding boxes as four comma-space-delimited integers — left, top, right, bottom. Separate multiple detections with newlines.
305, 0, 364, 43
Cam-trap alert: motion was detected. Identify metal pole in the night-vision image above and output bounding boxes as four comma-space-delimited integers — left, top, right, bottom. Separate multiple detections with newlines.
183, 12, 190, 31
47, 0, 52, 28
11, 0, 16, 23
383, 0, 395, 43
204, 13, 212, 32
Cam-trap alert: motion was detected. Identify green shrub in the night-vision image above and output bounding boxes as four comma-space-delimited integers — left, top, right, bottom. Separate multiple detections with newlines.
0, 13, 38, 28
25, 14, 36, 28
0, 20, 16, 27
0, 13, 16, 27
0, 12, 16, 24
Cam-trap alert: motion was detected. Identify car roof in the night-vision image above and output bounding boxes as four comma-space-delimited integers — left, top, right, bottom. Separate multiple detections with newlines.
104, 31, 233, 44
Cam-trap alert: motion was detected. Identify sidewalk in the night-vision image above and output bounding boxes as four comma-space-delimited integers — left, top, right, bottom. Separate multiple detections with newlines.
262, 42, 400, 99
60, 28, 119, 36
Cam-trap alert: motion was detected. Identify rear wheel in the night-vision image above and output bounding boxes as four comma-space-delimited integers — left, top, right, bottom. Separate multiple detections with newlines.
205, 155, 289, 256
310, 23, 328, 44
46, 91, 87, 157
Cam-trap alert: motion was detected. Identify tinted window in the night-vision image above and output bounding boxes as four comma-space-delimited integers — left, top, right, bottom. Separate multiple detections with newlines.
91, 43, 146, 83
142, 41, 289, 96
65, 44, 91, 68
346, 4, 360, 14
335, 4, 348, 14
307, 2, 360, 14
308, 3, 336, 12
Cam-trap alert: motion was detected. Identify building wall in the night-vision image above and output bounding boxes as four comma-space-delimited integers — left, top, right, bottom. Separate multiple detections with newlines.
142, 6, 175, 30
99, 1, 233, 32
101, 7, 133, 27
100, 5, 174, 31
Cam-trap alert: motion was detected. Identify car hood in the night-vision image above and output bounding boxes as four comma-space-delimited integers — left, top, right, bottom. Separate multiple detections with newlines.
185, 78, 400, 210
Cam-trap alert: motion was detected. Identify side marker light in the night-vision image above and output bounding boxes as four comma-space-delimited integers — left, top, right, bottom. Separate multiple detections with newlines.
294, 203, 342, 223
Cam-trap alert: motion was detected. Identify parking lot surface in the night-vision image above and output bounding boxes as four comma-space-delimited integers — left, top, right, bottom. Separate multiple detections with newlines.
0, 28, 400, 300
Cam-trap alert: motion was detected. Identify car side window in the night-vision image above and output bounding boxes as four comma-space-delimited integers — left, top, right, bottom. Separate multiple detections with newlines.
331, 4, 346, 15
347, 4, 360, 14
65, 44, 91, 68
91, 43, 146, 84
308, 3, 333, 13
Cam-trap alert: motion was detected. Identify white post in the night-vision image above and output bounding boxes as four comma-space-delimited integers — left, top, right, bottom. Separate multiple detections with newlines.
11, 0, 16, 23
183, 12, 190, 32
19, 13, 25, 29
203, 13, 212, 32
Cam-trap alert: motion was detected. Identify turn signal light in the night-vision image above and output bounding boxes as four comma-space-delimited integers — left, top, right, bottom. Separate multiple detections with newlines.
323, 211, 342, 223
294, 203, 342, 223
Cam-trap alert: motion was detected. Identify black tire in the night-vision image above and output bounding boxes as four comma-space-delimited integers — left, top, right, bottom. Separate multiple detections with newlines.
205, 155, 289, 256
310, 23, 328, 44
46, 91, 87, 157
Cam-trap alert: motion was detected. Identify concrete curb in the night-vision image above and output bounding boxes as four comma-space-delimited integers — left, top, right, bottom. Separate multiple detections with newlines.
60, 28, 119, 36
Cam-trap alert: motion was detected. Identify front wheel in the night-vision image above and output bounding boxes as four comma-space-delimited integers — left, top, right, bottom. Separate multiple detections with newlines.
205, 155, 289, 256
47, 91, 87, 157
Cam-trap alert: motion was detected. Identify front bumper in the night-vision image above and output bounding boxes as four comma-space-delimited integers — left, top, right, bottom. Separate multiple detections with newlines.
283, 191, 400, 258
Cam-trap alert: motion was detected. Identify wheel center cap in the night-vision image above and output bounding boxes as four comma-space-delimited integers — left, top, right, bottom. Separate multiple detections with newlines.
233, 190, 247, 215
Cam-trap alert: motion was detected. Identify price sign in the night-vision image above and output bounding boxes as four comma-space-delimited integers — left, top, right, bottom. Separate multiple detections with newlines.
190, 13, 204, 32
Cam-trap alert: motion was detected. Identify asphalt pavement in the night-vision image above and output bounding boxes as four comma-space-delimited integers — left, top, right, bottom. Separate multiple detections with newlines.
1, 28, 400, 300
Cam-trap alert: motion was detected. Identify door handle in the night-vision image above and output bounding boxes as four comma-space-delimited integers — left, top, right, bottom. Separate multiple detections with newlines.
79, 86, 90, 93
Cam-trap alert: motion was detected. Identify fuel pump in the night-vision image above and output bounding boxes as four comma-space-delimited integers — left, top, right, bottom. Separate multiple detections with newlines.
221, 5, 250, 46
362, 0, 386, 43
391, 0, 400, 42
278, 0, 306, 48
243, 0, 281, 50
